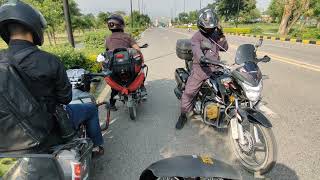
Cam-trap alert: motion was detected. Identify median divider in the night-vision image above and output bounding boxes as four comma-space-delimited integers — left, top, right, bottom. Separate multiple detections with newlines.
225, 32, 320, 46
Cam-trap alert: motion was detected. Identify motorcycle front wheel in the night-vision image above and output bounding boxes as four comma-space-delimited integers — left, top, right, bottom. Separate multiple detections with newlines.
129, 106, 137, 120
228, 121, 277, 174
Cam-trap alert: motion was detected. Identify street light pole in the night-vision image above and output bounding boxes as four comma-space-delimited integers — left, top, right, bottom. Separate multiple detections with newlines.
130, 0, 133, 30
62, 0, 75, 47
236, 0, 240, 28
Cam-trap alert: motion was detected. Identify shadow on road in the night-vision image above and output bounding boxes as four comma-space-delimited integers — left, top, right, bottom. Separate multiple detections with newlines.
268, 163, 299, 180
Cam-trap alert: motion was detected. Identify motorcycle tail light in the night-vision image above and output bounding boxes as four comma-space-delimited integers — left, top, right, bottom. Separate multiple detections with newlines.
115, 54, 124, 59
72, 162, 82, 180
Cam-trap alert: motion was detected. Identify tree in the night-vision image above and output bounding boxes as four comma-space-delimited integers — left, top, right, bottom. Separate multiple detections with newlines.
310, 0, 320, 28
97, 12, 111, 28
216, 0, 258, 22
178, 12, 189, 24
278, 0, 310, 35
267, 0, 284, 22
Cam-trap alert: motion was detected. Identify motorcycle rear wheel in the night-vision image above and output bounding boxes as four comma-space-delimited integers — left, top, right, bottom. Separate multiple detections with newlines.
228, 122, 277, 174
129, 106, 137, 120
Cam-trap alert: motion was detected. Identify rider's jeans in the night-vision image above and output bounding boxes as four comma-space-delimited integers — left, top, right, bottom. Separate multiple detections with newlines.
66, 103, 104, 146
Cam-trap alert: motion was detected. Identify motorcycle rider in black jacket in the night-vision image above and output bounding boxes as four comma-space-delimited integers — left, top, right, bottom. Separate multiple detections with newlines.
0, 0, 104, 155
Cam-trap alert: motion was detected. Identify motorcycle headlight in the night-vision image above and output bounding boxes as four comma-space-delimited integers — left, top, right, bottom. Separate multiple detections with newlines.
241, 81, 263, 102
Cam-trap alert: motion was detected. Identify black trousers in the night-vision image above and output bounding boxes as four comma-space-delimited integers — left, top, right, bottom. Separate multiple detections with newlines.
110, 88, 118, 106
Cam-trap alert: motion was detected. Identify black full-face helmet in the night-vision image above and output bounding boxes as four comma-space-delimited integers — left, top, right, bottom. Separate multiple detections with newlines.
0, 0, 47, 46
197, 8, 219, 35
107, 14, 125, 31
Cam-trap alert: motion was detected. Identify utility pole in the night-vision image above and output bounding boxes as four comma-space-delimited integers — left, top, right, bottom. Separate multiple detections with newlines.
200, 0, 202, 10
184, 0, 186, 13
63, 0, 74, 47
236, 0, 240, 28
130, 0, 133, 30
138, 0, 140, 14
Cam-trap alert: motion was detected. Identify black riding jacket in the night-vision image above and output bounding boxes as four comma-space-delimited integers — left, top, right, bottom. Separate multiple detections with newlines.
7, 40, 72, 113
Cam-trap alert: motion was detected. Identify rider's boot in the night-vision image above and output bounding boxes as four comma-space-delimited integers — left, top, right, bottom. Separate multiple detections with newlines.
141, 85, 147, 100
175, 113, 187, 130
109, 98, 118, 111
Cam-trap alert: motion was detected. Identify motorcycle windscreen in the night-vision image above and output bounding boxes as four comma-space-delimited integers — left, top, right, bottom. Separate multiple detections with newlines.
139, 155, 240, 180
235, 44, 256, 65
232, 61, 262, 87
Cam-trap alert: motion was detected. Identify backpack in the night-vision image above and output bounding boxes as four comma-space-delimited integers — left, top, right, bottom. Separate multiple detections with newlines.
109, 48, 143, 85
0, 47, 53, 153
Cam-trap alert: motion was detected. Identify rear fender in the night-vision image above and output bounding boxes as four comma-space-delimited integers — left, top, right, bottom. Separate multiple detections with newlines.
139, 155, 241, 180
239, 107, 272, 128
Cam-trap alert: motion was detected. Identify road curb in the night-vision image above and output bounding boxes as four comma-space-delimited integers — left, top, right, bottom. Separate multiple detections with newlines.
225, 33, 320, 46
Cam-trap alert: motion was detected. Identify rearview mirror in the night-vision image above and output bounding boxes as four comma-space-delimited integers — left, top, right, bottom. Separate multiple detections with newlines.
255, 39, 263, 48
201, 41, 213, 51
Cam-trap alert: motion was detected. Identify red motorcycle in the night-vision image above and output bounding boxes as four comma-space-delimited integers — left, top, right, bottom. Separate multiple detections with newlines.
101, 44, 149, 120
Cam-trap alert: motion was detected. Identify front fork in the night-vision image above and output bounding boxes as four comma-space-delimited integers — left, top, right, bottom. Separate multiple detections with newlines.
230, 99, 262, 145
230, 98, 246, 145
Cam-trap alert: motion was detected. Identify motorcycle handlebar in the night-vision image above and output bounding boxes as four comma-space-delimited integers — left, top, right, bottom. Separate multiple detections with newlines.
85, 71, 111, 77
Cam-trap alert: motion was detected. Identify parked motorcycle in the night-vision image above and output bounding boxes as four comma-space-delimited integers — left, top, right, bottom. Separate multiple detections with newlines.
174, 39, 277, 174
100, 43, 149, 120
1, 70, 109, 180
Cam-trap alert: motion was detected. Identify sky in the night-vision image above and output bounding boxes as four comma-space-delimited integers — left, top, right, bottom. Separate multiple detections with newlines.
75, 0, 271, 18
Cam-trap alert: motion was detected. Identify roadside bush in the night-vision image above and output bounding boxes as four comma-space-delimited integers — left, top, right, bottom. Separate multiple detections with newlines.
84, 30, 108, 49
251, 26, 264, 34
223, 28, 251, 34
43, 45, 101, 72
290, 28, 320, 40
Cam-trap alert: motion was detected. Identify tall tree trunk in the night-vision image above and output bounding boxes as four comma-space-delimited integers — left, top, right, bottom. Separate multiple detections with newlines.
51, 26, 57, 45
46, 31, 52, 46
278, 0, 295, 35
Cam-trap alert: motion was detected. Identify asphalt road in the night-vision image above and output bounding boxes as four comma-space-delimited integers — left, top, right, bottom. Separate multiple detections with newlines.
92, 27, 320, 180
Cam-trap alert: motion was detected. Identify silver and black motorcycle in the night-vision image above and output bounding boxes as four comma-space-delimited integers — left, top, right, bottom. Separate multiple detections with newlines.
174, 39, 277, 174
1, 70, 109, 180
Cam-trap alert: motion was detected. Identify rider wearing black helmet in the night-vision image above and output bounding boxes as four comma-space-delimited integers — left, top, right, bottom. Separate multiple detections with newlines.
0, 0, 72, 146
176, 8, 229, 129
104, 13, 146, 111
0, 1, 104, 155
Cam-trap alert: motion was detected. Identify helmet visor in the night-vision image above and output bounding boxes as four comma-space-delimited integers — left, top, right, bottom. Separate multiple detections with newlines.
199, 9, 218, 29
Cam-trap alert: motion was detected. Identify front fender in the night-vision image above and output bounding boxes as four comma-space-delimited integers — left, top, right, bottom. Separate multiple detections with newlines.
239, 107, 272, 128
139, 155, 241, 180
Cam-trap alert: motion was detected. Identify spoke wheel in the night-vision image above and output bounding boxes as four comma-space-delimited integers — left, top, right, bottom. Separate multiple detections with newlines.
229, 121, 277, 174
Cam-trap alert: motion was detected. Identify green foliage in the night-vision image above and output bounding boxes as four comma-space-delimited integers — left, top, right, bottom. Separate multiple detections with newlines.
84, 30, 108, 49
240, 8, 261, 23
223, 27, 251, 34
178, 12, 189, 24
43, 45, 101, 72
267, 0, 284, 23
250, 26, 263, 34
0, 158, 16, 177
97, 12, 111, 28
128, 11, 151, 28
216, 0, 258, 21
290, 28, 320, 40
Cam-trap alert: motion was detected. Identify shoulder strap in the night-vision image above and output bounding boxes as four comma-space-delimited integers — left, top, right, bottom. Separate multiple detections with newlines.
8, 46, 39, 99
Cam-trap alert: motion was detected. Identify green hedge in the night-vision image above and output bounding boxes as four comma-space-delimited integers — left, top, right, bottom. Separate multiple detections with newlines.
223, 28, 251, 34
43, 45, 101, 73
84, 30, 109, 49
